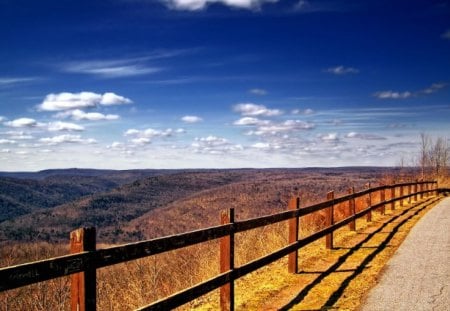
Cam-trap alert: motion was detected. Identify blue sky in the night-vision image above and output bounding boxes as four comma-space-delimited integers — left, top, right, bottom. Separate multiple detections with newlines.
0, 0, 449, 171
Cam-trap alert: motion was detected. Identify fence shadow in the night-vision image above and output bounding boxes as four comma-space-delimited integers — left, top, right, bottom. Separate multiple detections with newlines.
279, 197, 438, 311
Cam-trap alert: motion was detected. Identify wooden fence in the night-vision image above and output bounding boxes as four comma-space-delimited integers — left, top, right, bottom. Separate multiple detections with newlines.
0, 180, 440, 310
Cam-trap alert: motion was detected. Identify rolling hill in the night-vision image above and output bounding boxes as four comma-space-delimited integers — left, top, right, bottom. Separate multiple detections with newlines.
0, 167, 399, 244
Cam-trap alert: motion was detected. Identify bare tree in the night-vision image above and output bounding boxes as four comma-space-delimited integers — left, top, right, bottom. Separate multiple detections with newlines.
429, 137, 449, 180
419, 132, 431, 180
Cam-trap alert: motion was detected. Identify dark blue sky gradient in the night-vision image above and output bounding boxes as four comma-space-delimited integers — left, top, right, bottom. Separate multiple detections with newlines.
0, 0, 449, 170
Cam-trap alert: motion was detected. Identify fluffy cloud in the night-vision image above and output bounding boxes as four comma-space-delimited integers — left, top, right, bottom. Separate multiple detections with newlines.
249, 88, 267, 95
48, 121, 85, 132
233, 117, 270, 126
38, 92, 132, 111
5, 118, 39, 128
234, 103, 282, 117
161, 0, 278, 11
181, 115, 203, 123
373, 91, 412, 99
39, 134, 97, 145
325, 66, 359, 75
57, 109, 120, 121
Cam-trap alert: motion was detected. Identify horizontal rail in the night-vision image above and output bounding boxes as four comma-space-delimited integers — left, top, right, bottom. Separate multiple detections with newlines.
139, 191, 439, 310
0, 181, 438, 296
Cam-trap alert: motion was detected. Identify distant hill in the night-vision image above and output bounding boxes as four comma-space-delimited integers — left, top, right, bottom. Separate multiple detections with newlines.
0, 168, 178, 182
0, 167, 403, 244
0, 175, 119, 222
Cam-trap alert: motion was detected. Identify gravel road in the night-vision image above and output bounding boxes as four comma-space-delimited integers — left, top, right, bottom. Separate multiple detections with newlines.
360, 197, 450, 311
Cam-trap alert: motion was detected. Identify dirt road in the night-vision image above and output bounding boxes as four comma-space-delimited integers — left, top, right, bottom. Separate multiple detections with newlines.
360, 197, 450, 311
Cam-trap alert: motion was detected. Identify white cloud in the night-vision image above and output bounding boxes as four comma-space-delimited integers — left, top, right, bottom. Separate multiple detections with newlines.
320, 133, 339, 141
161, 0, 278, 11
0, 148, 10, 153
233, 103, 283, 117
421, 82, 447, 94
124, 129, 141, 136
245, 119, 315, 136
124, 127, 184, 144
251, 142, 271, 149
249, 88, 267, 95
191, 135, 243, 154
181, 115, 203, 123
109, 142, 125, 149
48, 121, 85, 132
292, 108, 314, 115
62, 109, 120, 121
131, 137, 152, 145
39, 134, 97, 145
373, 91, 412, 99
63, 59, 161, 78
38, 92, 132, 111
101, 92, 133, 106
0, 77, 36, 86
0, 116, 5, 123
234, 117, 269, 126
375, 83, 447, 99
5, 118, 39, 128
441, 29, 450, 40
0, 139, 16, 144
325, 65, 359, 75
4, 131, 33, 140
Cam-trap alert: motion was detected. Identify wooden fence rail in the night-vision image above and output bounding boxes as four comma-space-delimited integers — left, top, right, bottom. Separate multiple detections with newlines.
0, 180, 440, 311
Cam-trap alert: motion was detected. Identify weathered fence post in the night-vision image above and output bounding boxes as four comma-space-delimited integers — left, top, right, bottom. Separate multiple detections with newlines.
326, 191, 334, 249
348, 187, 356, 231
366, 183, 372, 222
70, 227, 96, 311
390, 186, 395, 210
399, 184, 404, 207
380, 187, 386, 215
220, 208, 235, 311
420, 182, 424, 199
408, 184, 412, 203
288, 197, 300, 274
414, 180, 419, 202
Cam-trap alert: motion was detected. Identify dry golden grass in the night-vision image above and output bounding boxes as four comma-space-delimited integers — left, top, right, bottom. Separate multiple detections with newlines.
0, 192, 443, 311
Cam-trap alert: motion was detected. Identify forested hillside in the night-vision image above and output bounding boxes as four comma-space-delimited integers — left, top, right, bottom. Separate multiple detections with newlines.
0, 167, 397, 244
